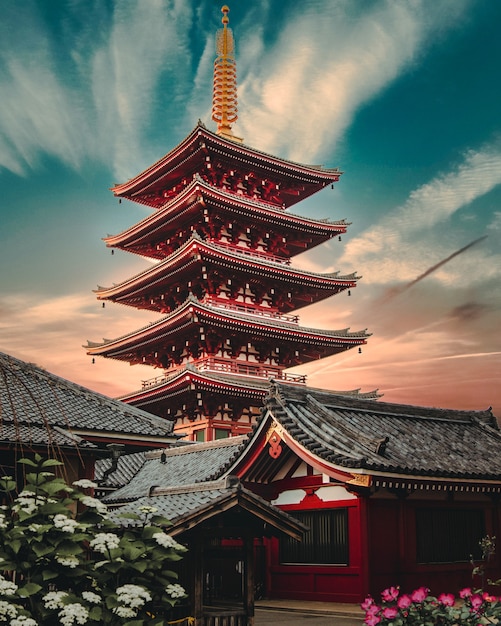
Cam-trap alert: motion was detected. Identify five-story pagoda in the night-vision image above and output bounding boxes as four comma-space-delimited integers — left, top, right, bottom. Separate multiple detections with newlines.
86, 6, 370, 441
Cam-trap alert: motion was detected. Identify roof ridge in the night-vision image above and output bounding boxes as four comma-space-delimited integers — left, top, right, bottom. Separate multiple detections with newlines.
145, 435, 247, 459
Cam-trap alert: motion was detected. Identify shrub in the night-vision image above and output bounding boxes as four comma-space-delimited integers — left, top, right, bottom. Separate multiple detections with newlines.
362, 586, 501, 625
0, 455, 187, 625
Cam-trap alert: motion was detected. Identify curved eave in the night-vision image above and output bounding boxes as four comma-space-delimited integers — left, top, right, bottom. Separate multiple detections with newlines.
111, 123, 342, 201
118, 367, 270, 405
85, 298, 370, 358
104, 177, 348, 251
95, 236, 359, 301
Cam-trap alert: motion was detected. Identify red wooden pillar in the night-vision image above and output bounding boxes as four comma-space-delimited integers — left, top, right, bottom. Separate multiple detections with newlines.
243, 533, 255, 626
359, 495, 371, 600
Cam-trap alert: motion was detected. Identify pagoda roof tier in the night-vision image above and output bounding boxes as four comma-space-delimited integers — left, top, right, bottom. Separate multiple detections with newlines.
118, 363, 272, 417
104, 176, 349, 260
116, 364, 379, 421
95, 234, 359, 313
85, 296, 370, 368
111, 122, 342, 210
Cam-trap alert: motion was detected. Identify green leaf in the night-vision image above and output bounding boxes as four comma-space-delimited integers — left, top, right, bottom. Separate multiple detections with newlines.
33, 543, 55, 557
18, 582, 43, 597
130, 561, 148, 573
41, 459, 64, 468
42, 569, 59, 581
116, 512, 141, 521
123, 542, 147, 561
56, 541, 83, 556
150, 515, 173, 526
89, 606, 103, 620
17, 459, 38, 467
10, 540, 22, 554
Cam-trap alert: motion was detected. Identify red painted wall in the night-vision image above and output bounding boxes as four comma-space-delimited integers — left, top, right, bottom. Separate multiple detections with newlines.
267, 497, 366, 603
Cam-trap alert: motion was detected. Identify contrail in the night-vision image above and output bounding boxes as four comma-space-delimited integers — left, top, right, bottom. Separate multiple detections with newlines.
380, 235, 488, 302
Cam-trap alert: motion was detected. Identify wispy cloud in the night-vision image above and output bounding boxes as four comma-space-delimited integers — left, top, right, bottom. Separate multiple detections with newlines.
0, 0, 195, 180
237, 0, 471, 161
0, 292, 155, 397
337, 140, 501, 285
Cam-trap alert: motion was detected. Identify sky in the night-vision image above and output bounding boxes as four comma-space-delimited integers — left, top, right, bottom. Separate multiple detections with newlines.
1, 0, 500, 417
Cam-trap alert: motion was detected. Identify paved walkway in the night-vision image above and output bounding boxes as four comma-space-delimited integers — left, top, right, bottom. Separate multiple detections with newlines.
255, 599, 364, 625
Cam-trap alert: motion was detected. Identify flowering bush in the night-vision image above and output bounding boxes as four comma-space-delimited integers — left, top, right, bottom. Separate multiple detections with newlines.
362, 586, 501, 625
0, 455, 187, 625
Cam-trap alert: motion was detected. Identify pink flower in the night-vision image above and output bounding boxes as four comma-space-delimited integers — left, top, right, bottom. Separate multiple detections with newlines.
397, 594, 412, 609
459, 588, 472, 599
410, 587, 429, 603
382, 607, 398, 619
438, 593, 455, 606
483, 592, 497, 602
361, 597, 375, 611
470, 594, 483, 611
381, 586, 399, 602
364, 615, 381, 626
366, 604, 380, 616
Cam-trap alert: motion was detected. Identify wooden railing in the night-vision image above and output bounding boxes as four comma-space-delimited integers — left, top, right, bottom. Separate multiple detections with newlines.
205, 298, 299, 323
141, 358, 306, 389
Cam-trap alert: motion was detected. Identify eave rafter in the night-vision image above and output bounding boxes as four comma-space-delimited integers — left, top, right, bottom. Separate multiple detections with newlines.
95, 235, 359, 313
111, 124, 342, 210
104, 177, 349, 260
85, 297, 369, 370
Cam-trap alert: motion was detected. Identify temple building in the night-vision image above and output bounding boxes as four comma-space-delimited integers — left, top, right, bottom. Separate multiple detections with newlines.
86, 6, 370, 441
86, 6, 501, 611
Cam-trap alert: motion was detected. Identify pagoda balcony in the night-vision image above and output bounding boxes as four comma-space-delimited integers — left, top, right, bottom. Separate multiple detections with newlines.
207, 239, 291, 265
141, 357, 306, 390
206, 297, 299, 323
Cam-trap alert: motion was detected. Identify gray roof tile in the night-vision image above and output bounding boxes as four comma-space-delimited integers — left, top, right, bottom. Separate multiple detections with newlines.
0, 351, 175, 449
265, 382, 501, 480
103, 437, 247, 502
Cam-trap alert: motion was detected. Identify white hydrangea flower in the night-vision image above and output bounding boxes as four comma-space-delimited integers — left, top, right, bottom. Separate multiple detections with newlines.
43, 591, 68, 610
112, 606, 136, 618
152, 532, 185, 551
0, 575, 18, 595
81, 591, 101, 604
166, 583, 186, 599
11, 616, 38, 626
80, 496, 107, 514
0, 600, 17, 619
55, 555, 79, 568
138, 505, 158, 514
58, 603, 89, 626
53, 514, 80, 533
116, 583, 151, 609
72, 479, 97, 489
89, 532, 120, 553
0, 513, 8, 529
28, 523, 43, 533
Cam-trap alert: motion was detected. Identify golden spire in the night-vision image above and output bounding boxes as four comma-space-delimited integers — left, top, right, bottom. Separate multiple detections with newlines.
212, 5, 242, 142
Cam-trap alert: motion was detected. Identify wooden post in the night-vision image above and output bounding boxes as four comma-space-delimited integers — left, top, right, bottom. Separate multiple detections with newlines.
193, 536, 204, 626
243, 533, 254, 626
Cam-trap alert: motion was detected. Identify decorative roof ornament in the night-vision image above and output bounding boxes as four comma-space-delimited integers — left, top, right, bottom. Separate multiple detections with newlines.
212, 5, 243, 143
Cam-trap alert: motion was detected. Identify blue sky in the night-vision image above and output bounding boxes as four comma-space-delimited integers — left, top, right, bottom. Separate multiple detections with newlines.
1, 0, 500, 415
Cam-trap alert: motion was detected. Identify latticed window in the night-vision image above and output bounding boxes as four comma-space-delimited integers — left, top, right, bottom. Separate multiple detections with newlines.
416, 508, 485, 564
280, 509, 349, 565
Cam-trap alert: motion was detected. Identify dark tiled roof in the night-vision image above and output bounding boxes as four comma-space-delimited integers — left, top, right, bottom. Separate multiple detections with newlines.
113, 486, 232, 523
103, 437, 247, 502
0, 352, 175, 450
264, 382, 501, 480
109, 477, 307, 540
95, 451, 148, 488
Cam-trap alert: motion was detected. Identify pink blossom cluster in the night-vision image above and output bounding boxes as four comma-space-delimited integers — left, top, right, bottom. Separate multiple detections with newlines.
361, 585, 501, 625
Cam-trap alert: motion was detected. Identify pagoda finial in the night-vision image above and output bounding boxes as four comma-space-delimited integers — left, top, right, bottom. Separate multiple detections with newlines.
212, 5, 242, 142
